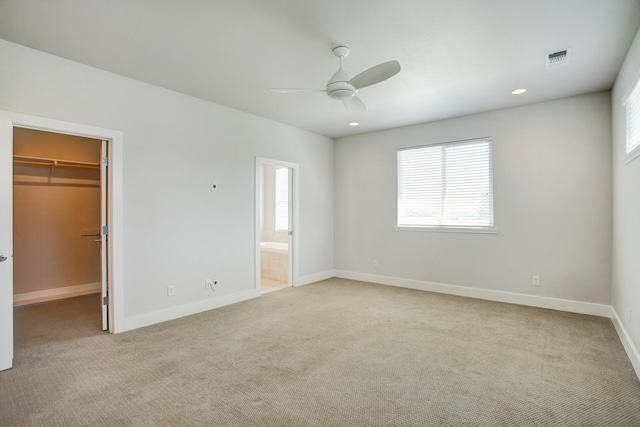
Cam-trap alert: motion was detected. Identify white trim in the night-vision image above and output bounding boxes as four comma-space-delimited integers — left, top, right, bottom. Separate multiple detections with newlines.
395, 226, 498, 234
334, 270, 613, 318
122, 289, 259, 332
624, 143, 640, 165
296, 270, 335, 287
397, 136, 493, 152
0, 110, 125, 333
13, 282, 101, 307
611, 308, 640, 380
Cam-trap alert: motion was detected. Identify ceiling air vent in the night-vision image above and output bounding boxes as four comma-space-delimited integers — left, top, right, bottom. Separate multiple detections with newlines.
545, 48, 571, 69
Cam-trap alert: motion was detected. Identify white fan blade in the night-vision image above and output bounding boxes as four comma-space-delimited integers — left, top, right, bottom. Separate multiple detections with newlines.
343, 96, 367, 112
268, 88, 325, 94
349, 60, 401, 90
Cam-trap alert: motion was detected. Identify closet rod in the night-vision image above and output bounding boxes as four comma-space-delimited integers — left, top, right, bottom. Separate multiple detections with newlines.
13, 155, 100, 170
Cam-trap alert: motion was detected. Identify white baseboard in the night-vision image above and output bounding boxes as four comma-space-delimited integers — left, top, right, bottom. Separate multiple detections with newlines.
334, 270, 613, 318
123, 269, 335, 332
14, 282, 101, 307
611, 308, 640, 380
122, 288, 260, 332
296, 269, 335, 287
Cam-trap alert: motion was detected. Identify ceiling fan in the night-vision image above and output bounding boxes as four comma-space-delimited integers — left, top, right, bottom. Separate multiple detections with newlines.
269, 46, 401, 112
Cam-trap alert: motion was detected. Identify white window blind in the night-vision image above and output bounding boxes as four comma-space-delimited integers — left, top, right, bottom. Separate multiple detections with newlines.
275, 167, 289, 231
625, 79, 640, 154
397, 138, 494, 230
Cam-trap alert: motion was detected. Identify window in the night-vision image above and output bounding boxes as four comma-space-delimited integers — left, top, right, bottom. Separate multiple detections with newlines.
397, 138, 494, 231
275, 167, 289, 231
624, 78, 640, 155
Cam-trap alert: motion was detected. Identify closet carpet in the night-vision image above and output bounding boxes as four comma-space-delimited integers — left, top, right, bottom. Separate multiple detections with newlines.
1, 279, 640, 426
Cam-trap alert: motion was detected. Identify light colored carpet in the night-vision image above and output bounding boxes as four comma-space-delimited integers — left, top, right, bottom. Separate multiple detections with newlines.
1, 278, 639, 426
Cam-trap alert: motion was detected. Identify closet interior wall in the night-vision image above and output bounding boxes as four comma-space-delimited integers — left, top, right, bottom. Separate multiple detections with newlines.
13, 128, 102, 305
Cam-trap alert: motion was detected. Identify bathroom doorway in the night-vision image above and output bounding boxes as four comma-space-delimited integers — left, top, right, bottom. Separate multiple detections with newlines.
255, 158, 298, 294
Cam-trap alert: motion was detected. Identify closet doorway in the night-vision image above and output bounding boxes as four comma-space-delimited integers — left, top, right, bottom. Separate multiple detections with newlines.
0, 112, 123, 372
255, 157, 299, 294
12, 128, 109, 332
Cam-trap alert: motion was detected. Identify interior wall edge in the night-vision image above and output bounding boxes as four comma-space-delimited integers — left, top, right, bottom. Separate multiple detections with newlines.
296, 270, 335, 287
611, 308, 640, 380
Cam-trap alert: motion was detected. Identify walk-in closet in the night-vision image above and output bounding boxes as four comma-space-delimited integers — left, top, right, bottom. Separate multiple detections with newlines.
12, 128, 104, 340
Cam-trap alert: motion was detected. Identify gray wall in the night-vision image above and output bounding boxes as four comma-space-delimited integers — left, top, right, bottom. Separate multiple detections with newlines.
612, 27, 640, 360
335, 92, 612, 304
0, 39, 334, 323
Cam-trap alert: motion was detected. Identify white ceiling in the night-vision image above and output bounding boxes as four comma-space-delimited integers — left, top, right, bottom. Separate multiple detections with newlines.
1, 0, 639, 138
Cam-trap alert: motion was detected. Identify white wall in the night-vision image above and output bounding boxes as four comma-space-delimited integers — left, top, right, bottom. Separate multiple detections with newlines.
335, 92, 612, 305
612, 28, 640, 362
0, 39, 334, 326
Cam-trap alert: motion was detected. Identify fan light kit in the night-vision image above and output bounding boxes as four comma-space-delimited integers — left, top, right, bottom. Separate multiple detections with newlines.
269, 46, 401, 112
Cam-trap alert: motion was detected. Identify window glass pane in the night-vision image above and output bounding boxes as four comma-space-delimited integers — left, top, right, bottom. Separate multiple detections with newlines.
398, 139, 493, 229
626, 80, 640, 153
398, 145, 442, 226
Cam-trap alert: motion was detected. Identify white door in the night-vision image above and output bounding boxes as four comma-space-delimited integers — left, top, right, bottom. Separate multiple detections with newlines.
100, 140, 108, 331
275, 166, 293, 286
0, 118, 14, 371
274, 165, 291, 284
284, 167, 293, 286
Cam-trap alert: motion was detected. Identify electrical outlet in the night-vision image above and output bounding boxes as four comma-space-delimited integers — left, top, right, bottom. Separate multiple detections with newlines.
532, 276, 540, 286
373, 260, 379, 268
167, 285, 175, 296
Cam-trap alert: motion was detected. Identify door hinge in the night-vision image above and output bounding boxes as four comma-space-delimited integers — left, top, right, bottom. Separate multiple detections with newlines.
102, 225, 108, 235
103, 296, 108, 306
102, 156, 109, 166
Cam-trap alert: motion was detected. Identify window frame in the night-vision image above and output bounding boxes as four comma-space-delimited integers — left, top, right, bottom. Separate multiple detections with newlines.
396, 137, 497, 234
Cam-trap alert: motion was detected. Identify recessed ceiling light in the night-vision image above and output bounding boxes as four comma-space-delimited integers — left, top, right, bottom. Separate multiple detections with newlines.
349, 122, 360, 127
511, 88, 527, 95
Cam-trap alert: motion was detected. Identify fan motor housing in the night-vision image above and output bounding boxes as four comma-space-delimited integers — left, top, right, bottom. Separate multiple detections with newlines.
327, 81, 356, 100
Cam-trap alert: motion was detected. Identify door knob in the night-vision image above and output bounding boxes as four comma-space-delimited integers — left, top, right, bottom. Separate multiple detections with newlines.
0, 254, 7, 262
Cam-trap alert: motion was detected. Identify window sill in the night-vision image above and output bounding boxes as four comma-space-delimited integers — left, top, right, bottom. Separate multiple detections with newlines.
624, 144, 640, 165
395, 225, 497, 234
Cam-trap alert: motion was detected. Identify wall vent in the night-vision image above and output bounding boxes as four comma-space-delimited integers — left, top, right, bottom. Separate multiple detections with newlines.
545, 48, 571, 69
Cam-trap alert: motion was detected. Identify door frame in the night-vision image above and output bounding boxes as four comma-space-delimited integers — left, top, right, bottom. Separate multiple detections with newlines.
255, 157, 299, 291
1, 110, 124, 334
0, 118, 13, 371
